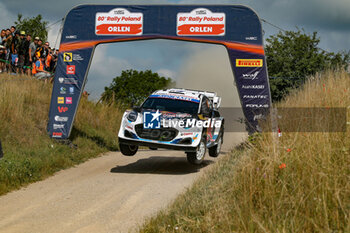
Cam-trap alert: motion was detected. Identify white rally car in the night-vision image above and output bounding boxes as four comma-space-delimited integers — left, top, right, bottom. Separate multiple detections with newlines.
118, 88, 224, 165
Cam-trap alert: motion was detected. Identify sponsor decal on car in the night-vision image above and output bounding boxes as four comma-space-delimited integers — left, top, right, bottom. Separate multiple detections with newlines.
236, 59, 263, 67
55, 115, 68, 122
66, 65, 75, 75
58, 106, 68, 113
57, 97, 64, 104
150, 94, 200, 103
52, 132, 63, 138
177, 8, 225, 36
96, 8, 143, 35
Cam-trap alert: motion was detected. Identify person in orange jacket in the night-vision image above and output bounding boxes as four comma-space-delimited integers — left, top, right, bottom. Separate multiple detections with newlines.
32, 51, 52, 82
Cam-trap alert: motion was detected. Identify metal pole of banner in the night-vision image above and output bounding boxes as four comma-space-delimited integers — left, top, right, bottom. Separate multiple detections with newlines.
0, 140, 3, 159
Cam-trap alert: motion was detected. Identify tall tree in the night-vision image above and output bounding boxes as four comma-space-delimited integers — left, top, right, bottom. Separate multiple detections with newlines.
101, 69, 175, 107
14, 14, 48, 42
266, 29, 349, 101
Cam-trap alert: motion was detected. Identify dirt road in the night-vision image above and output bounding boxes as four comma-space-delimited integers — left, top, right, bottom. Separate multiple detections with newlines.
0, 133, 246, 233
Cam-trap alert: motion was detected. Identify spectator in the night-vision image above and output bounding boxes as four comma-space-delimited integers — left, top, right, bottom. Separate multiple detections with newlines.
42, 41, 49, 58
11, 48, 18, 73
3, 29, 13, 72
32, 51, 52, 82
29, 36, 38, 66
0, 29, 6, 73
10, 26, 16, 37
35, 39, 43, 59
11, 31, 20, 72
18, 31, 27, 74
45, 46, 52, 71
24, 34, 32, 75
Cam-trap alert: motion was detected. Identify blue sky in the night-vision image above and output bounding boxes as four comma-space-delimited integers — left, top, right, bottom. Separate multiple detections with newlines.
1, 0, 349, 101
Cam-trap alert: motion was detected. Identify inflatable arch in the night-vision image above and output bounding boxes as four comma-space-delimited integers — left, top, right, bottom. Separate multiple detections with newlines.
48, 4, 271, 139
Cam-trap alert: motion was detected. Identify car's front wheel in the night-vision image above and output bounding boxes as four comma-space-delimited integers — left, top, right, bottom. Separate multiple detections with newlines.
186, 137, 206, 165
209, 133, 223, 157
119, 143, 138, 156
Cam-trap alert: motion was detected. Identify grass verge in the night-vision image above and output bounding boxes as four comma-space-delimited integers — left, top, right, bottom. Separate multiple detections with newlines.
0, 74, 122, 195
140, 70, 350, 232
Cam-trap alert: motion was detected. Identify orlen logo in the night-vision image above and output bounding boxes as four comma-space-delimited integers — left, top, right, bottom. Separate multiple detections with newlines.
236, 59, 263, 67
58, 106, 68, 113
66, 65, 75, 75
243, 71, 260, 80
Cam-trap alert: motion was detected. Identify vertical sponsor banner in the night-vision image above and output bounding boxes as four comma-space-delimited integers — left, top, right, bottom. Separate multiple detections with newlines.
227, 49, 270, 133
48, 48, 94, 139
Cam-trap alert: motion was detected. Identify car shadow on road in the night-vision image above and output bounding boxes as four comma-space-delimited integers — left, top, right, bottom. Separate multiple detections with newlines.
110, 156, 214, 175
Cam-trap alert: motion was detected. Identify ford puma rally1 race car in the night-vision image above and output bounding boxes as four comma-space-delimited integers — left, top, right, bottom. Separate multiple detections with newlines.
118, 88, 224, 165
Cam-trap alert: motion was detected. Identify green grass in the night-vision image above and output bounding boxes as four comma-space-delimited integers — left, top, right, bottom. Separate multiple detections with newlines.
0, 74, 123, 195
140, 70, 350, 232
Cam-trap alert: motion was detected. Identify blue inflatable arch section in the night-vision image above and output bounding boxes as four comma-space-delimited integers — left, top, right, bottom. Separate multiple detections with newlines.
48, 4, 271, 139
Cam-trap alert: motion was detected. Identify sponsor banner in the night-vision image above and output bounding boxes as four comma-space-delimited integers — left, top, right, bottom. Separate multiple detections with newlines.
58, 77, 78, 85
53, 124, 65, 130
236, 59, 263, 67
243, 95, 268, 99
66, 97, 73, 104
96, 8, 143, 35
55, 115, 68, 122
177, 8, 225, 36
58, 106, 68, 113
150, 94, 200, 103
57, 97, 64, 104
245, 103, 269, 108
63, 53, 72, 62
242, 71, 260, 80
66, 65, 75, 75
241, 85, 265, 89
52, 132, 63, 138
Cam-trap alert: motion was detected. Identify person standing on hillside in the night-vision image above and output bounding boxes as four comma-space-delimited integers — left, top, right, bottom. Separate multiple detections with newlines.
18, 31, 27, 74
3, 29, 13, 73
0, 29, 6, 73
28, 36, 38, 75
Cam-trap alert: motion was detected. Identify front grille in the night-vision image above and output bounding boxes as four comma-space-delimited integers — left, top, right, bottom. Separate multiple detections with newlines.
135, 124, 178, 141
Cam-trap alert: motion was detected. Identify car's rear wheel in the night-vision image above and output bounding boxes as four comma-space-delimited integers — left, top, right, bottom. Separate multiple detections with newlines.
186, 137, 206, 165
119, 143, 138, 156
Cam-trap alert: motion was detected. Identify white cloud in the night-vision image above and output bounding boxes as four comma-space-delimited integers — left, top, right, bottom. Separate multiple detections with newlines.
84, 45, 132, 100
156, 69, 177, 79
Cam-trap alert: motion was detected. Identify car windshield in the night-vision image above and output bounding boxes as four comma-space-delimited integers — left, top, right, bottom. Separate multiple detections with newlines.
142, 97, 199, 115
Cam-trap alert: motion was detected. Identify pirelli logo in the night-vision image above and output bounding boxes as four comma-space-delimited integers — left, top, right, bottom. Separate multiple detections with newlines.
236, 59, 263, 67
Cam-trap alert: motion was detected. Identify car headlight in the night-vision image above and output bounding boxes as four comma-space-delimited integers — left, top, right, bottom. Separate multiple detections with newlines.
127, 111, 138, 122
